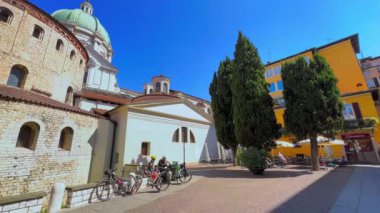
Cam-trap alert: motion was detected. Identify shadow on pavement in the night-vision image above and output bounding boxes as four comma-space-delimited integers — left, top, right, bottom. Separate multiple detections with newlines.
191, 167, 314, 179
271, 166, 355, 212
137, 190, 161, 194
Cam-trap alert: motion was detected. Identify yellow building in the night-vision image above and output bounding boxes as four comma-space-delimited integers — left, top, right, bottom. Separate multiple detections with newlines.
265, 34, 380, 163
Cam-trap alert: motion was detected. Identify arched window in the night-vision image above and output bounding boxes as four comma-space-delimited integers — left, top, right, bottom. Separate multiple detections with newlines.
0, 7, 13, 24
70, 50, 76, 60
56, 39, 64, 52
149, 88, 153, 94
155, 82, 161, 92
7, 64, 28, 88
163, 83, 168, 94
172, 128, 179, 142
16, 122, 40, 150
190, 130, 195, 143
59, 127, 74, 151
65, 87, 73, 105
181, 127, 188, 143
79, 59, 83, 67
32, 25, 44, 40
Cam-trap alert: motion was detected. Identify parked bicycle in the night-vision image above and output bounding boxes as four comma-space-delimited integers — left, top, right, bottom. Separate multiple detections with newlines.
95, 169, 136, 201
141, 166, 169, 192
157, 165, 171, 191
170, 162, 192, 183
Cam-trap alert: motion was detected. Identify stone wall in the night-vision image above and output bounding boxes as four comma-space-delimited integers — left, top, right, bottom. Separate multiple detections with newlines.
0, 100, 100, 202
0, 0, 87, 103
65, 183, 101, 209
0, 192, 45, 213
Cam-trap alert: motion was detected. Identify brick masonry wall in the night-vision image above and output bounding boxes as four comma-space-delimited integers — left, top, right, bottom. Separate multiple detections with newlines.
0, 0, 86, 103
66, 187, 104, 209
0, 100, 99, 202
0, 197, 43, 213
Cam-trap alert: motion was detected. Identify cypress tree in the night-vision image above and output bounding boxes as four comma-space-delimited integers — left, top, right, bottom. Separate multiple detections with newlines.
282, 54, 343, 171
231, 32, 279, 150
209, 58, 238, 165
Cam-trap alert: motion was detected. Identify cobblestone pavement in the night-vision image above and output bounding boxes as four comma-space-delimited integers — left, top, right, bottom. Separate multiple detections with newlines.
129, 165, 355, 213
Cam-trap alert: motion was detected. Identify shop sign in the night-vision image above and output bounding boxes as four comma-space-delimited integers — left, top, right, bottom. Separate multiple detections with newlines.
341, 133, 371, 140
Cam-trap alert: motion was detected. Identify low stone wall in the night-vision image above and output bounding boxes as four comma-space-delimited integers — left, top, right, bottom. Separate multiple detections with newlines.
65, 177, 149, 209
65, 183, 101, 208
0, 192, 46, 213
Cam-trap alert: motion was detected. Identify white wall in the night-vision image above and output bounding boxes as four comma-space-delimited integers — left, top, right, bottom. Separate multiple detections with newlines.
122, 111, 214, 164
145, 104, 209, 122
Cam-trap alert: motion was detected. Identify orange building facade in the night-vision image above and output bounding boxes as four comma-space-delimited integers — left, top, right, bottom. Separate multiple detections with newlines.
265, 34, 380, 163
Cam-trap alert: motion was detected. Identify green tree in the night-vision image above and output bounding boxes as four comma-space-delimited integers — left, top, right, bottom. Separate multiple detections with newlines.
282, 54, 343, 171
231, 32, 279, 150
209, 58, 238, 165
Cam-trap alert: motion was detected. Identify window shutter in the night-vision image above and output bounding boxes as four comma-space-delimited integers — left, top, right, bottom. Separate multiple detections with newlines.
352, 102, 362, 119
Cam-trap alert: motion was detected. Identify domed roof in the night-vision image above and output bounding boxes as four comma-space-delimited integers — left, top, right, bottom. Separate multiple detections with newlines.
51, 9, 111, 46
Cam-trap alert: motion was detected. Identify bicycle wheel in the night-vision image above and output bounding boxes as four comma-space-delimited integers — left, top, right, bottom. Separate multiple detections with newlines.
125, 175, 137, 194
95, 181, 113, 201
265, 158, 273, 168
160, 172, 171, 191
132, 176, 143, 193
154, 177, 162, 191
179, 169, 192, 183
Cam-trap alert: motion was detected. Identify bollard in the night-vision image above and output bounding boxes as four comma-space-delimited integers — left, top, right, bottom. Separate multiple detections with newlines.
48, 182, 65, 213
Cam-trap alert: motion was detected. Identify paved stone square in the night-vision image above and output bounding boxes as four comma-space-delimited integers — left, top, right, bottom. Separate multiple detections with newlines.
130, 166, 353, 213
64, 165, 380, 213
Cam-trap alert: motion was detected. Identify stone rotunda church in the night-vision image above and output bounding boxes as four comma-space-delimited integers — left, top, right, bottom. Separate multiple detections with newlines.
0, 0, 226, 207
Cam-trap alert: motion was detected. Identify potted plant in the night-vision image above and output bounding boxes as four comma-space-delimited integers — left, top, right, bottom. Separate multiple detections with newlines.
241, 147, 268, 175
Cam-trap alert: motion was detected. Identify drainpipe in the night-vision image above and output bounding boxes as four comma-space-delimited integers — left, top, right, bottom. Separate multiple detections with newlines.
109, 119, 118, 169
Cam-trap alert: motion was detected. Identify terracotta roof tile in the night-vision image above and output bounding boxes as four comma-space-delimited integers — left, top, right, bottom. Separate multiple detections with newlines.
92, 108, 109, 116
0, 85, 101, 118
131, 93, 181, 104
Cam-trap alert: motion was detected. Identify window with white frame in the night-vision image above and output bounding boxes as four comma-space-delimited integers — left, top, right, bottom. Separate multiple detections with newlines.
277, 81, 283, 91
269, 81, 283, 93
304, 56, 310, 64
273, 96, 285, 107
343, 103, 356, 120
269, 83, 276, 93
265, 65, 282, 78
367, 79, 376, 88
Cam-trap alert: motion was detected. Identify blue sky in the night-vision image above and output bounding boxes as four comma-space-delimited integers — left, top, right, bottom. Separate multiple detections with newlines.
32, 0, 380, 101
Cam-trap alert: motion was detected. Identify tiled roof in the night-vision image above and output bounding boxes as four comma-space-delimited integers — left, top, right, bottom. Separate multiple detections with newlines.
76, 90, 131, 105
92, 108, 109, 116
120, 88, 143, 97
0, 85, 101, 118
169, 89, 211, 104
131, 93, 181, 104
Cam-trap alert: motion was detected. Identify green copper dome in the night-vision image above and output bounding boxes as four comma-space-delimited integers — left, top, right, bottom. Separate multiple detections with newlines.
52, 9, 111, 46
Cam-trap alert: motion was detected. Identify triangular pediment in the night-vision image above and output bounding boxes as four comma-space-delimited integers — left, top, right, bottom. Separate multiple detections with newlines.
141, 102, 211, 122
